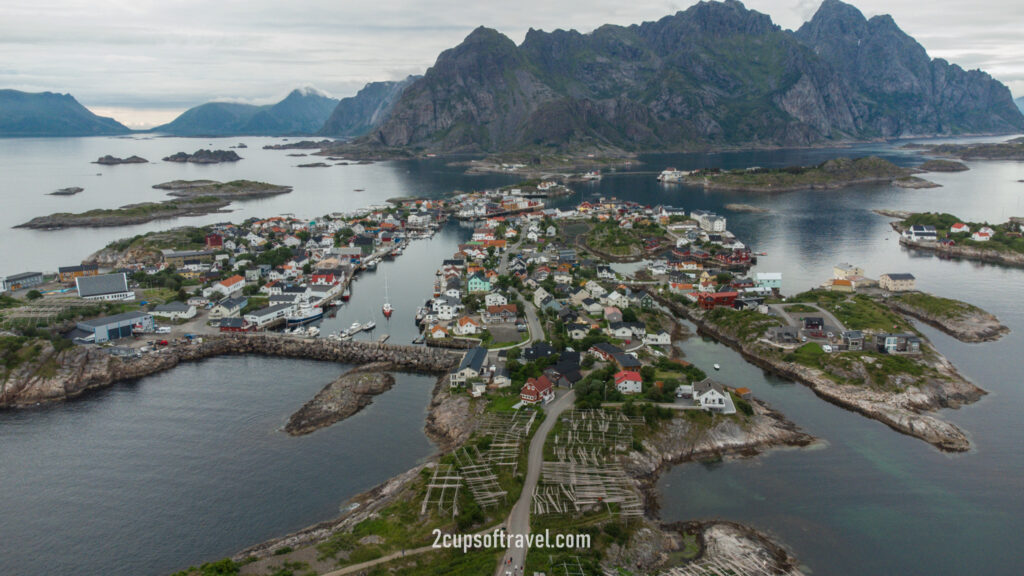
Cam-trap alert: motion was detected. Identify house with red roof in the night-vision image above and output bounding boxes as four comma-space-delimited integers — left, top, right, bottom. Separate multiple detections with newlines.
521, 375, 554, 404
697, 291, 739, 310
614, 370, 643, 394
205, 274, 246, 299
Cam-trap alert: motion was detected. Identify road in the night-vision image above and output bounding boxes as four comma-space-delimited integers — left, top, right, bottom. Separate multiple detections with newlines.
495, 389, 576, 576
770, 303, 847, 333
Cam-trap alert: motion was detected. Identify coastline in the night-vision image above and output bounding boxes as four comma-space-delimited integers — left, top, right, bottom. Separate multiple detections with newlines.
897, 234, 1024, 268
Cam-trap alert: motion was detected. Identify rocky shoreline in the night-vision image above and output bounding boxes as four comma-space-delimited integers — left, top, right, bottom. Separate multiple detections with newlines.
284, 364, 396, 436
886, 298, 1010, 343
898, 234, 1024, 268
690, 174, 937, 192
647, 292, 983, 452
0, 335, 459, 408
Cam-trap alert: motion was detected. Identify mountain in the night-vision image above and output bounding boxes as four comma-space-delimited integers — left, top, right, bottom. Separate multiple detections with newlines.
154, 88, 339, 136
318, 76, 420, 138
369, 0, 1024, 152
1017, 97, 1024, 113
794, 0, 1023, 137
0, 90, 131, 137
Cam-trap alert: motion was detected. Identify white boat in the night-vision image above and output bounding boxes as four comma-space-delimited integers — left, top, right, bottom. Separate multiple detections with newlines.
581, 170, 602, 180
291, 326, 307, 337
362, 321, 376, 331
382, 275, 393, 319
286, 302, 324, 325
713, 363, 721, 370
307, 326, 320, 338
657, 168, 690, 182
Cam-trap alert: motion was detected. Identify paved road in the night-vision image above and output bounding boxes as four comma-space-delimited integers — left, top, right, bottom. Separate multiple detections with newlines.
495, 389, 575, 576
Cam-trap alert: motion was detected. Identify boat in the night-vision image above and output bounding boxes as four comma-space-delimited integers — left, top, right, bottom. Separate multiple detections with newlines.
362, 321, 376, 331
341, 287, 351, 301
286, 302, 324, 325
291, 326, 307, 337
307, 326, 320, 338
415, 306, 427, 325
412, 335, 425, 344
354, 188, 365, 192
713, 363, 721, 371
382, 275, 394, 319
657, 168, 690, 182
364, 259, 378, 271
581, 170, 602, 181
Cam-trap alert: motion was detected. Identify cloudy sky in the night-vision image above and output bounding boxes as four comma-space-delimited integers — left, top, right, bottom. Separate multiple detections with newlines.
3, 0, 1021, 127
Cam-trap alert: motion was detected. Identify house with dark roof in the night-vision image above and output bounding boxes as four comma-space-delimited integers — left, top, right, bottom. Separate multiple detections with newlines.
523, 341, 557, 362
1, 271, 44, 292
58, 264, 99, 283
76, 273, 134, 301
74, 311, 154, 343
151, 301, 196, 320
450, 347, 488, 387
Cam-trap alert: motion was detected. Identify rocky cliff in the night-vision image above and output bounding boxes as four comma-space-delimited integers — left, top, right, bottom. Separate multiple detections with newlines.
367, 0, 1023, 153
318, 76, 419, 138
285, 364, 396, 435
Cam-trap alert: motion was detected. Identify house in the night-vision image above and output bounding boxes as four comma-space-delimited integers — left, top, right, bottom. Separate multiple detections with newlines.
484, 304, 517, 324
833, 263, 864, 279
697, 291, 739, 310
827, 279, 855, 293
243, 303, 292, 327
72, 311, 154, 344
428, 325, 449, 339
454, 316, 483, 336
614, 371, 643, 395
520, 375, 555, 404
607, 322, 635, 341
567, 323, 590, 340
842, 330, 864, 351
484, 293, 508, 307
767, 326, 800, 344
584, 281, 607, 298
163, 249, 215, 267
532, 287, 552, 308
875, 333, 922, 354
644, 330, 671, 346
151, 301, 196, 321
903, 225, 937, 242
206, 274, 246, 299
2, 271, 45, 292
76, 273, 135, 301
450, 347, 488, 387
804, 317, 825, 330
755, 272, 782, 291
58, 264, 99, 283
604, 306, 623, 324
589, 342, 622, 362
693, 379, 734, 413
597, 265, 616, 280
467, 273, 491, 293
971, 231, 992, 242
612, 352, 642, 370
879, 273, 916, 292
210, 297, 247, 319
949, 222, 971, 234
523, 341, 558, 362
218, 317, 252, 332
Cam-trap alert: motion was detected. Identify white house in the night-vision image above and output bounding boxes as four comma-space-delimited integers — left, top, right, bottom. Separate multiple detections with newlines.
151, 301, 196, 321
644, 330, 672, 346
449, 347, 487, 387
209, 297, 247, 319
614, 371, 643, 395
205, 275, 246, 299
693, 379, 734, 413
585, 281, 607, 298
453, 316, 483, 336
484, 293, 508, 307
533, 287, 552, 308
244, 303, 292, 327
755, 272, 782, 291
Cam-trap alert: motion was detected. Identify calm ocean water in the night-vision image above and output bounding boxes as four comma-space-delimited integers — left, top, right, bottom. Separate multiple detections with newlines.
1, 135, 1023, 574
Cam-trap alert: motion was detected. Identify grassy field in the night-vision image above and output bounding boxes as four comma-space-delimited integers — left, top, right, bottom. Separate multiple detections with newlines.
790, 291, 911, 332
891, 292, 981, 319
703, 307, 782, 342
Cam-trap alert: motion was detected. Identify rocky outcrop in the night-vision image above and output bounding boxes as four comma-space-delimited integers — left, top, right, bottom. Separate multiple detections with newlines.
93, 155, 148, 165
624, 399, 815, 482
0, 335, 460, 408
318, 76, 420, 138
285, 365, 395, 435
887, 298, 1009, 343
918, 159, 968, 172
162, 149, 242, 164
49, 187, 83, 196
424, 375, 484, 450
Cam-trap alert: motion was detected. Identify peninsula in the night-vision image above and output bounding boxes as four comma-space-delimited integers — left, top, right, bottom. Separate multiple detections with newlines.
15, 180, 290, 229
890, 212, 1024, 267
905, 137, 1024, 161
682, 157, 937, 192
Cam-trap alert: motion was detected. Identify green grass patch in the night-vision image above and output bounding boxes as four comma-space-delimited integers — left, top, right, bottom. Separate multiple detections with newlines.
892, 292, 980, 320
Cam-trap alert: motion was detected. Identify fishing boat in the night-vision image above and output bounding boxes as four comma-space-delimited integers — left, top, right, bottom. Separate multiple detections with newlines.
341, 287, 351, 301
362, 321, 376, 331
713, 363, 721, 371
581, 170, 602, 181
286, 302, 324, 325
382, 276, 394, 319
364, 259, 378, 271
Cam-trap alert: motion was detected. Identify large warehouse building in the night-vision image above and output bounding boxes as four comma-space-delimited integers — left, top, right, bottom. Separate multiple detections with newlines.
72, 311, 154, 343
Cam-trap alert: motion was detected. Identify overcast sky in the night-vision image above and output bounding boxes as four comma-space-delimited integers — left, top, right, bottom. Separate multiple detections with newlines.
3, 0, 1021, 128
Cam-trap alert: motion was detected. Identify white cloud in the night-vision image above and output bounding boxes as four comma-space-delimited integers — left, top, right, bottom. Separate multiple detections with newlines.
3, 0, 1021, 128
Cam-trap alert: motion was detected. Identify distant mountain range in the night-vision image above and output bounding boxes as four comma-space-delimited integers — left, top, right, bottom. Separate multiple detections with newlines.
152, 88, 339, 136
368, 0, 1024, 152
0, 90, 130, 137
318, 76, 420, 138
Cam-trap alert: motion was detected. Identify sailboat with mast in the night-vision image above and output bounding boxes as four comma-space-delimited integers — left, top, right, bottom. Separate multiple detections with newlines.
382, 275, 394, 319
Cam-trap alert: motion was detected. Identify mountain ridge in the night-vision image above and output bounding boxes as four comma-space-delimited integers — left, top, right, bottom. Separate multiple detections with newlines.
318, 76, 420, 138
0, 90, 131, 137
365, 0, 1024, 153
153, 89, 339, 136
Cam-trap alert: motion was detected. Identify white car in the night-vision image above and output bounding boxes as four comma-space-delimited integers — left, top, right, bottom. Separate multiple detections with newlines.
155, 326, 172, 334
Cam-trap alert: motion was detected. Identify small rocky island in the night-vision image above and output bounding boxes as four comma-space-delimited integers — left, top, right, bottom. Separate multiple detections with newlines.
162, 149, 242, 164
93, 155, 148, 165
886, 292, 1009, 343
684, 156, 938, 192
49, 187, 83, 196
296, 162, 331, 168
285, 366, 396, 436
918, 159, 969, 172
262, 139, 334, 150
16, 179, 291, 229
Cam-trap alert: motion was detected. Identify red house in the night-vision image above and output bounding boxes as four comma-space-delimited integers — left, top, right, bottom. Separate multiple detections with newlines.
613, 370, 643, 394
311, 272, 338, 285
521, 375, 554, 405
205, 233, 223, 249
697, 291, 739, 310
